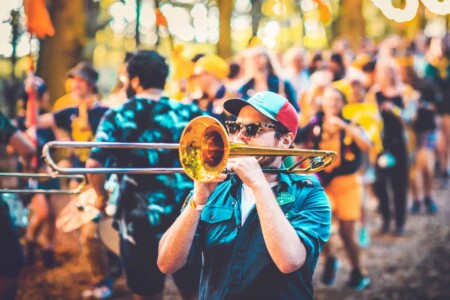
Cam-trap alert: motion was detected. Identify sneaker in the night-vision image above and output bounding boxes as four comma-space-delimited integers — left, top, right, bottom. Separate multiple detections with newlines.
347, 268, 371, 291
425, 198, 438, 214
393, 226, 405, 237
358, 226, 371, 248
380, 221, 390, 235
81, 278, 113, 299
321, 256, 339, 286
410, 201, 421, 215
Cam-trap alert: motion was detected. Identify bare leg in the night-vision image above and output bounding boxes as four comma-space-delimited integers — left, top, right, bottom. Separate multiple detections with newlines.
26, 194, 49, 242
339, 220, 360, 269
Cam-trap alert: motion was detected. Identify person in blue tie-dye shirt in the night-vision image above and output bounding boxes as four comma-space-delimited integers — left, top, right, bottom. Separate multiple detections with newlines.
86, 50, 204, 300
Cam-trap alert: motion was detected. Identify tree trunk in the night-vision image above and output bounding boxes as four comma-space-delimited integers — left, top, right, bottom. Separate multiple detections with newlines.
336, 0, 364, 49
36, 0, 86, 104
217, 0, 234, 59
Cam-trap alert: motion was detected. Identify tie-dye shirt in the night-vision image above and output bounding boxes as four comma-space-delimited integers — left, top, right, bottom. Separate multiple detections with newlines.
89, 96, 204, 237
0, 112, 18, 144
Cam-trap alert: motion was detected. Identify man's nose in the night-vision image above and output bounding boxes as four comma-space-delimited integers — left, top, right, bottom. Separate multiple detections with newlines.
234, 128, 249, 142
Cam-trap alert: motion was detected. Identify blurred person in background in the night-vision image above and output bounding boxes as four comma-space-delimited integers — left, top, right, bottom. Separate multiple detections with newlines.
86, 50, 204, 300
298, 67, 333, 127
371, 60, 409, 236
0, 112, 35, 300
226, 49, 250, 95
398, 55, 439, 214
14, 77, 60, 268
31, 62, 109, 189
282, 47, 311, 101
296, 86, 372, 291
238, 46, 300, 112
29, 62, 112, 299
424, 36, 450, 189
189, 54, 233, 124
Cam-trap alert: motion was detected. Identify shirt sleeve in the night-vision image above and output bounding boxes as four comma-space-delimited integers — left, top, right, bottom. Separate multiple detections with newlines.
0, 112, 18, 144
88, 109, 119, 166
53, 108, 75, 131
289, 185, 331, 273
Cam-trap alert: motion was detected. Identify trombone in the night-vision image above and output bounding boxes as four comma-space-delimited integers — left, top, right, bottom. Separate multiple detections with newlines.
0, 173, 87, 194
43, 116, 337, 182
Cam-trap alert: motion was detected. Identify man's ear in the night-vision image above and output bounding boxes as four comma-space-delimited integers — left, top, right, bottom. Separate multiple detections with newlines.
280, 132, 294, 149
130, 77, 140, 91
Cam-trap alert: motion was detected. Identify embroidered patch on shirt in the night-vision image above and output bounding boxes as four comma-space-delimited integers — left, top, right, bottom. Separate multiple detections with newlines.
277, 192, 295, 206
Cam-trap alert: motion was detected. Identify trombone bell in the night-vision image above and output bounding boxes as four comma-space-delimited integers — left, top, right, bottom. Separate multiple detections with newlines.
180, 117, 230, 182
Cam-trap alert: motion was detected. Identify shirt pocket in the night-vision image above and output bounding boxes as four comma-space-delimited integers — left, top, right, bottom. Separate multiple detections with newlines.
201, 206, 234, 224
200, 206, 236, 250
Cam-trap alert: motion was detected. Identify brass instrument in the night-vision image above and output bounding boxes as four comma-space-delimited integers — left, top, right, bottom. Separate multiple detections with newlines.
0, 173, 87, 194
43, 116, 337, 182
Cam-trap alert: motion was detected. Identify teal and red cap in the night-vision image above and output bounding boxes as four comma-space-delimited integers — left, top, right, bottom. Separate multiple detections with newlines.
224, 91, 299, 139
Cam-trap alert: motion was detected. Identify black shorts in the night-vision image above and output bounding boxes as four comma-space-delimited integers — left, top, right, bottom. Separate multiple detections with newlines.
119, 220, 201, 297
0, 200, 25, 277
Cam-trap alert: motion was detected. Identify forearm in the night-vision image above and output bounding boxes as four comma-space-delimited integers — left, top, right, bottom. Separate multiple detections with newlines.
253, 183, 306, 273
9, 131, 35, 161
157, 203, 201, 274
33, 113, 55, 129
85, 159, 107, 205
345, 125, 372, 152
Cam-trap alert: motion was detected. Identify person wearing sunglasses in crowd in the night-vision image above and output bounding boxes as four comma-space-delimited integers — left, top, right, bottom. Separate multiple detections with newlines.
158, 91, 331, 299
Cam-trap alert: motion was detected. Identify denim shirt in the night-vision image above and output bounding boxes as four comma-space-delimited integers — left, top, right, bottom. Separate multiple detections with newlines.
187, 172, 331, 300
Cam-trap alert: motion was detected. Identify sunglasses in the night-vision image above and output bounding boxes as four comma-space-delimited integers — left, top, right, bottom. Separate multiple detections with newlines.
225, 121, 278, 138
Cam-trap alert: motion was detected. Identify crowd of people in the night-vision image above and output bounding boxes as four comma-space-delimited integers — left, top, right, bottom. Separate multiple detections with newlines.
0, 32, 449, 300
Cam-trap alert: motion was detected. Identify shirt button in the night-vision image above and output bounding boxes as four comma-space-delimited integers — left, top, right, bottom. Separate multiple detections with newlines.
236, 225, 241, 229
209, 215, 215, 221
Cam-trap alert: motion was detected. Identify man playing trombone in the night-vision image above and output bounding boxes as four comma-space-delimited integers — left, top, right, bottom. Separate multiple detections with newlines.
86, 50, 204, 300
158, 91, 331, 299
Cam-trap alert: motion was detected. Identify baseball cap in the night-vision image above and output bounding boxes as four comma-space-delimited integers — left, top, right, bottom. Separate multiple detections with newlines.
224, 91, 299, 139
193, 54, 229, 80
68, 62, 99, 87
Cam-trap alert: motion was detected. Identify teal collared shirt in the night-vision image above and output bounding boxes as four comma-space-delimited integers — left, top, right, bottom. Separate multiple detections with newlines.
187, 172, 331, 300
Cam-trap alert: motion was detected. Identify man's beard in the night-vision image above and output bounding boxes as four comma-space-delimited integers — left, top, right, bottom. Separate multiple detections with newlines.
257, 155, 277, 168
126, 85, 136, 98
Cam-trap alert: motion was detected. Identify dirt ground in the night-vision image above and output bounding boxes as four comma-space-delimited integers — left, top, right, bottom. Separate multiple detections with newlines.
15, 180, 450, 300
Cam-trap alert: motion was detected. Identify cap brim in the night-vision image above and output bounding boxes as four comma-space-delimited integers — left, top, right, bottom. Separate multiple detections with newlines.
224, 98, 277, 122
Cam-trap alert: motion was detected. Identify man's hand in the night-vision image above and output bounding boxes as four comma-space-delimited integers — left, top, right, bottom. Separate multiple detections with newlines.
192, 173, 227, 205
227, 157, 266, 189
